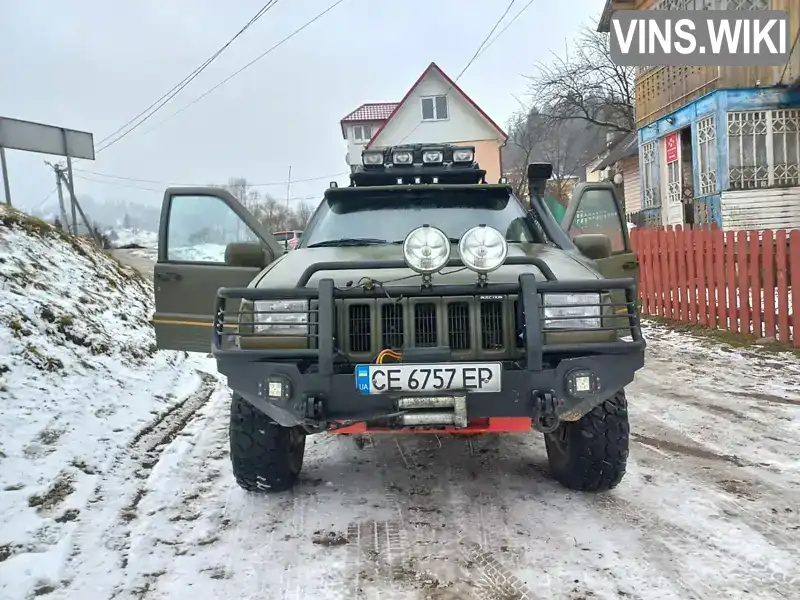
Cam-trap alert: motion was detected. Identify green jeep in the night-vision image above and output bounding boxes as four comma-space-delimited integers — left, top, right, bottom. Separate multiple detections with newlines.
153, 144, 644, 494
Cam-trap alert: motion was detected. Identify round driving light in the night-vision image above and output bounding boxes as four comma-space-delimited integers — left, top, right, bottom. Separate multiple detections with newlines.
402, 226, 451, 274
458, 225, 508, 273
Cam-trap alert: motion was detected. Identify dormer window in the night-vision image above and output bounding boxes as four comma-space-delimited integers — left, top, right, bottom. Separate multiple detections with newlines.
421, 96, 448, 121
352, 125, 371, 142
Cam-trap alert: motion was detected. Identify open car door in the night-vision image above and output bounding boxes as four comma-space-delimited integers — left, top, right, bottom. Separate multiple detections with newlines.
153, 187, 283, 353
561, 182, 639, 331
561, 182, 638, 281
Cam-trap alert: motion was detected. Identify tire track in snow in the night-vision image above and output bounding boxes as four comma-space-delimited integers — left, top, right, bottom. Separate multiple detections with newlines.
343, 434, 540, 600
56, 370, 219, 599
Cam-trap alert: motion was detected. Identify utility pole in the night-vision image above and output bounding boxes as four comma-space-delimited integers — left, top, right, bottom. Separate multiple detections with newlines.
0, 146, 11, 206
285, 165, 292, 232
54, 165, 68, 231
46, 160, 100, 245
61, 130, 78, 234
46, 161, 69, 232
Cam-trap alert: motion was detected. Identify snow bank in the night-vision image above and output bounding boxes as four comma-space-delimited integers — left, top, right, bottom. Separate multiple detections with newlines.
0, 207, 199, 600
108, 228, 158, 249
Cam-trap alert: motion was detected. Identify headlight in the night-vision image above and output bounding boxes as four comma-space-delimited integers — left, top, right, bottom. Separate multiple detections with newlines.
542, 293, 601, 329
253, 300, 308, 335
402, 225, 450, 274
458, 225, 508, 274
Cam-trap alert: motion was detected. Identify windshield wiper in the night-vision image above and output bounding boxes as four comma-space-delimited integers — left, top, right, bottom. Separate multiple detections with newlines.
306, 238, 389, 248
391, 237, 461, 244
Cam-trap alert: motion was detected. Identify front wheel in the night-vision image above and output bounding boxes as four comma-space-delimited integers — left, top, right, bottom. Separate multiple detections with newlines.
544, 390, 629, 492
229, 393, 306, 493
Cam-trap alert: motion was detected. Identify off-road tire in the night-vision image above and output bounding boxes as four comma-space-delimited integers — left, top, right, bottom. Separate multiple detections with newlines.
229, 393, 306, 493
544, 390, 629, 492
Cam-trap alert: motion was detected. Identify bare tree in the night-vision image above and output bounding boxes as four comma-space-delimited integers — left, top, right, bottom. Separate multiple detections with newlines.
526, 23, 635, 134
222, 177, 261, 213
290, 201, 315, 229
503, 107, 607, 206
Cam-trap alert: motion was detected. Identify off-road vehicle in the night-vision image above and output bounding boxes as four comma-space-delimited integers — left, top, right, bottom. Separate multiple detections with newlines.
153, 144, 644, 493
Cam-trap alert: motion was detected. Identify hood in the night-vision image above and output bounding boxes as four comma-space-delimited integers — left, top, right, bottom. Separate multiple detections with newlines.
254, 243, 601, 289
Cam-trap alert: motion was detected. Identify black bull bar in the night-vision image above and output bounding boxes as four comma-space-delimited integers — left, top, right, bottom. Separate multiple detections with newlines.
211, 256, 646, 374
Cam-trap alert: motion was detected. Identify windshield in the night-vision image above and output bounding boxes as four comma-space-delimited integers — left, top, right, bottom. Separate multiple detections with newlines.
300, 188, 546, 247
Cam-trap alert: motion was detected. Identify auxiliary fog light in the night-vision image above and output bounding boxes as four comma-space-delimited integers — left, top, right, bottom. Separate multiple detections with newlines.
402, 225, 451, 274
422, 149, 444, 164
362, 151, 384, 166
458, 225, 508, 273
452, 148, 474, 163
392, 150, 414, 165
261, 374, 292, 404
565, 369, 599, 398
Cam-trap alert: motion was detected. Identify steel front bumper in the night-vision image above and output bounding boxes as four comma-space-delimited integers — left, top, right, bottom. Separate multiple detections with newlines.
216, 350, 645, 428
211, 259, 646, 430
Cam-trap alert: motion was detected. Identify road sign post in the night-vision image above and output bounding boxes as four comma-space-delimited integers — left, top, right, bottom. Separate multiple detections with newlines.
0, 146, 11, 205
0, 116, 94, 214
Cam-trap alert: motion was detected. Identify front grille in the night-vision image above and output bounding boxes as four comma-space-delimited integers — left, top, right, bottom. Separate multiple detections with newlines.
342, 297, 517, 357
414, 303, 437, 347
447, 302, 470, 350
381, 303, 404, 349
349, 305, 371, 352
480, 301, 504, 350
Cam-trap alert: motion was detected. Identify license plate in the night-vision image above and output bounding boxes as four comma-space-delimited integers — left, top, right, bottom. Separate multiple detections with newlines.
355, 363, 502, 395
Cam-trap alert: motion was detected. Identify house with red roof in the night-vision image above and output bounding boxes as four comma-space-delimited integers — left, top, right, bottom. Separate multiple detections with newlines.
340, 62, 508, 184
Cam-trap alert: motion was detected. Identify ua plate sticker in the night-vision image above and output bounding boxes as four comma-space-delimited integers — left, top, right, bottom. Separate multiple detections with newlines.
355, 366, 370, 393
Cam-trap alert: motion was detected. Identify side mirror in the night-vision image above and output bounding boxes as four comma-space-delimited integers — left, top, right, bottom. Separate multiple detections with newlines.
573, 234, 612, 260
225, 242, 268, 268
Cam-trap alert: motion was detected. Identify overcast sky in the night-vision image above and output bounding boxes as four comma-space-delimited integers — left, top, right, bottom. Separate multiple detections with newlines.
1, 0, 604, 217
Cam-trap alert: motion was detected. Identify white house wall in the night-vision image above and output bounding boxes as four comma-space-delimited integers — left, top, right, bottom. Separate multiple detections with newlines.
345, 121, 385, 167
721, 187, 800, 231
620, 158, 641, 215
371, 70, 500, 146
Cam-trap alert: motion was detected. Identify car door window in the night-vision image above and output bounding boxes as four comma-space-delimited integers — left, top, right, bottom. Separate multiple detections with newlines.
167, 194, 259, 263
567, 189, 626, 253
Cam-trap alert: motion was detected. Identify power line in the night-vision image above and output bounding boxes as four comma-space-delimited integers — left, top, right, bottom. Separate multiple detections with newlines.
474, 0, 536, 61
72, 173, 321, 201
72, 167, 348, 187
32, 187, 58, 211
454, 0, 516, 82
395, 0, 517, 147
94, 0, 280, 155
135, 0, 350, 139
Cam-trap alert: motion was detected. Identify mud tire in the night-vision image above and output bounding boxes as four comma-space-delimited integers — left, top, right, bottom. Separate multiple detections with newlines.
544, 389, 629, 492
229, 393, 306, 493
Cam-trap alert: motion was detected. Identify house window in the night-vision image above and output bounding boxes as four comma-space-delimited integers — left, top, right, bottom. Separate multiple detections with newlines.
727, 109, 800, 190
352, 125, 371, 142
641, 141, 660, 208
421, 96, 448, 121
696, 115, 717, 196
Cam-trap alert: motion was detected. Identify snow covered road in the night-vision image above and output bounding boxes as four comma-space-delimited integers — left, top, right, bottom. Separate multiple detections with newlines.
33, 324, 800, 600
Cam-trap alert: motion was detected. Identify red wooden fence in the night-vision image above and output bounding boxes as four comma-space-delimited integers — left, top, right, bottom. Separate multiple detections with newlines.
629, 227, 800, 348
